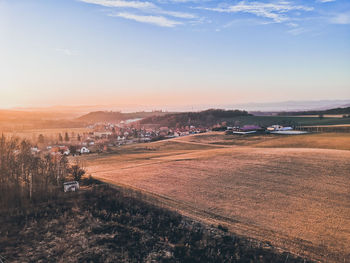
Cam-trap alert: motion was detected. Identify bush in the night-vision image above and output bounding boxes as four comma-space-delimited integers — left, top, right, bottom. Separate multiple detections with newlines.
68, 164, 86, 181
218, 224, 228, 232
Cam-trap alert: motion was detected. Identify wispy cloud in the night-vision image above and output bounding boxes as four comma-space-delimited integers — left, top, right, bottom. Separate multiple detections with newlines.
160, 10, 196, 19
317, 0, 336, 3
79, 0, 155, 9
79, 0, 196, 21
330, 12, 350, 24
198, 1, 313, 23
222, 18, 274, 29
287, 26, 308, 35
78, 0, 349, 33
112, 12, 183, 27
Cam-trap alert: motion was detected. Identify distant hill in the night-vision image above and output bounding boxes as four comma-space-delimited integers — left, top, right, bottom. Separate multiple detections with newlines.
140, 109, 251, 128
77, 111, 172, 123
278, 106, 350, 116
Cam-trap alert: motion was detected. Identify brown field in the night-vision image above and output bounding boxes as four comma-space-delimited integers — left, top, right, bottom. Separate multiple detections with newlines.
83, 133, 350, 262
179, 131, 350, 151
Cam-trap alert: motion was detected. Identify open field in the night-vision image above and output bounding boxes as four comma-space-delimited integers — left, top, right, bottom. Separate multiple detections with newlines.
178, 132, 350, 151
83, 133, 350, 262
252, 133, 350, 150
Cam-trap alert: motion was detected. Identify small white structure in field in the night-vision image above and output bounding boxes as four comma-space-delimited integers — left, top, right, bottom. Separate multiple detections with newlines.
267, 125, 293, 131
267, 125, 283, 131
63, 181, 80, 192
270, 130, 308, 135
79, 147, 90, 154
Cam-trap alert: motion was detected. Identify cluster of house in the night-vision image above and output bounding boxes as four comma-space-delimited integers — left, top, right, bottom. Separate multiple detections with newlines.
30, 123, 209, 156
31, 145, 91, 156
226, 124, 307, 135
157, 126, 208, 137
29, 120, 311, 156
49, 145, 90, 155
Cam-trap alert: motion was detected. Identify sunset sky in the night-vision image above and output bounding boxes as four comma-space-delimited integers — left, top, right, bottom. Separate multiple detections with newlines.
0, 0, 349, 109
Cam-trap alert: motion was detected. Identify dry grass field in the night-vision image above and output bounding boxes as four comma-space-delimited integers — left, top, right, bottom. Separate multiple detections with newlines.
180, 132, 350, 150
83, 133, 350, 262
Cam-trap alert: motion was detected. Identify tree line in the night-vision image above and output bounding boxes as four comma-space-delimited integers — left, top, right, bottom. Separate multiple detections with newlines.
140, 109, 251, 128
0, 135, 81, 210
277, 106, 350, 116
77, 110, 171, 123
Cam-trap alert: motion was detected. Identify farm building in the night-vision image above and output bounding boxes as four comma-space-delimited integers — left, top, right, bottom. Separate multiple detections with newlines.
63, 181, 79, 192
267, 125, 293, 131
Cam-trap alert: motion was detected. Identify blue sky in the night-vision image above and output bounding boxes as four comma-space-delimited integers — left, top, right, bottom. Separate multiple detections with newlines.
0, 0, 349, 109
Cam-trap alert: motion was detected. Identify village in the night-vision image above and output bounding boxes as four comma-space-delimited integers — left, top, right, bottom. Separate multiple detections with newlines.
30, 121, 209, 156
29, 119, 308, 157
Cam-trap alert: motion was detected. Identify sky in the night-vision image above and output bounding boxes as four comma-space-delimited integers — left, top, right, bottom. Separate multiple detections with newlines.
0, 0, 349, 109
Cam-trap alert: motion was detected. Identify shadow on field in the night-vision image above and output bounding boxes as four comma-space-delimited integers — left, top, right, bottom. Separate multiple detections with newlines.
0, 179, 311, 263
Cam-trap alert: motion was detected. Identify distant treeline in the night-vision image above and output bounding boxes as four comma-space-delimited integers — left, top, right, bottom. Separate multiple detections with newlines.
0, 136, 73, 210
140, 109, 251, 128
278, 106, 350, 116
77, 110, 172, 123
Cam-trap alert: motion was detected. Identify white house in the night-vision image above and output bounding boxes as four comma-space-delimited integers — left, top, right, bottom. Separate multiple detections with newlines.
79, 147, 90, 154
31, 147, 40, 154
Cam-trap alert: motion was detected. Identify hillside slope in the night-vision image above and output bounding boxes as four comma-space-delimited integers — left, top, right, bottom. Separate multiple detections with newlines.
140, 109, 251, 127
0, 185, 308, 262
77, 111, 172, 123
278, 106, 350, 116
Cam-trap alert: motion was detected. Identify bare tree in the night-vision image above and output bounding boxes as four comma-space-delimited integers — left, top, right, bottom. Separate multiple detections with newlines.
0, 136, 71, 210
68, 160, 86, 181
